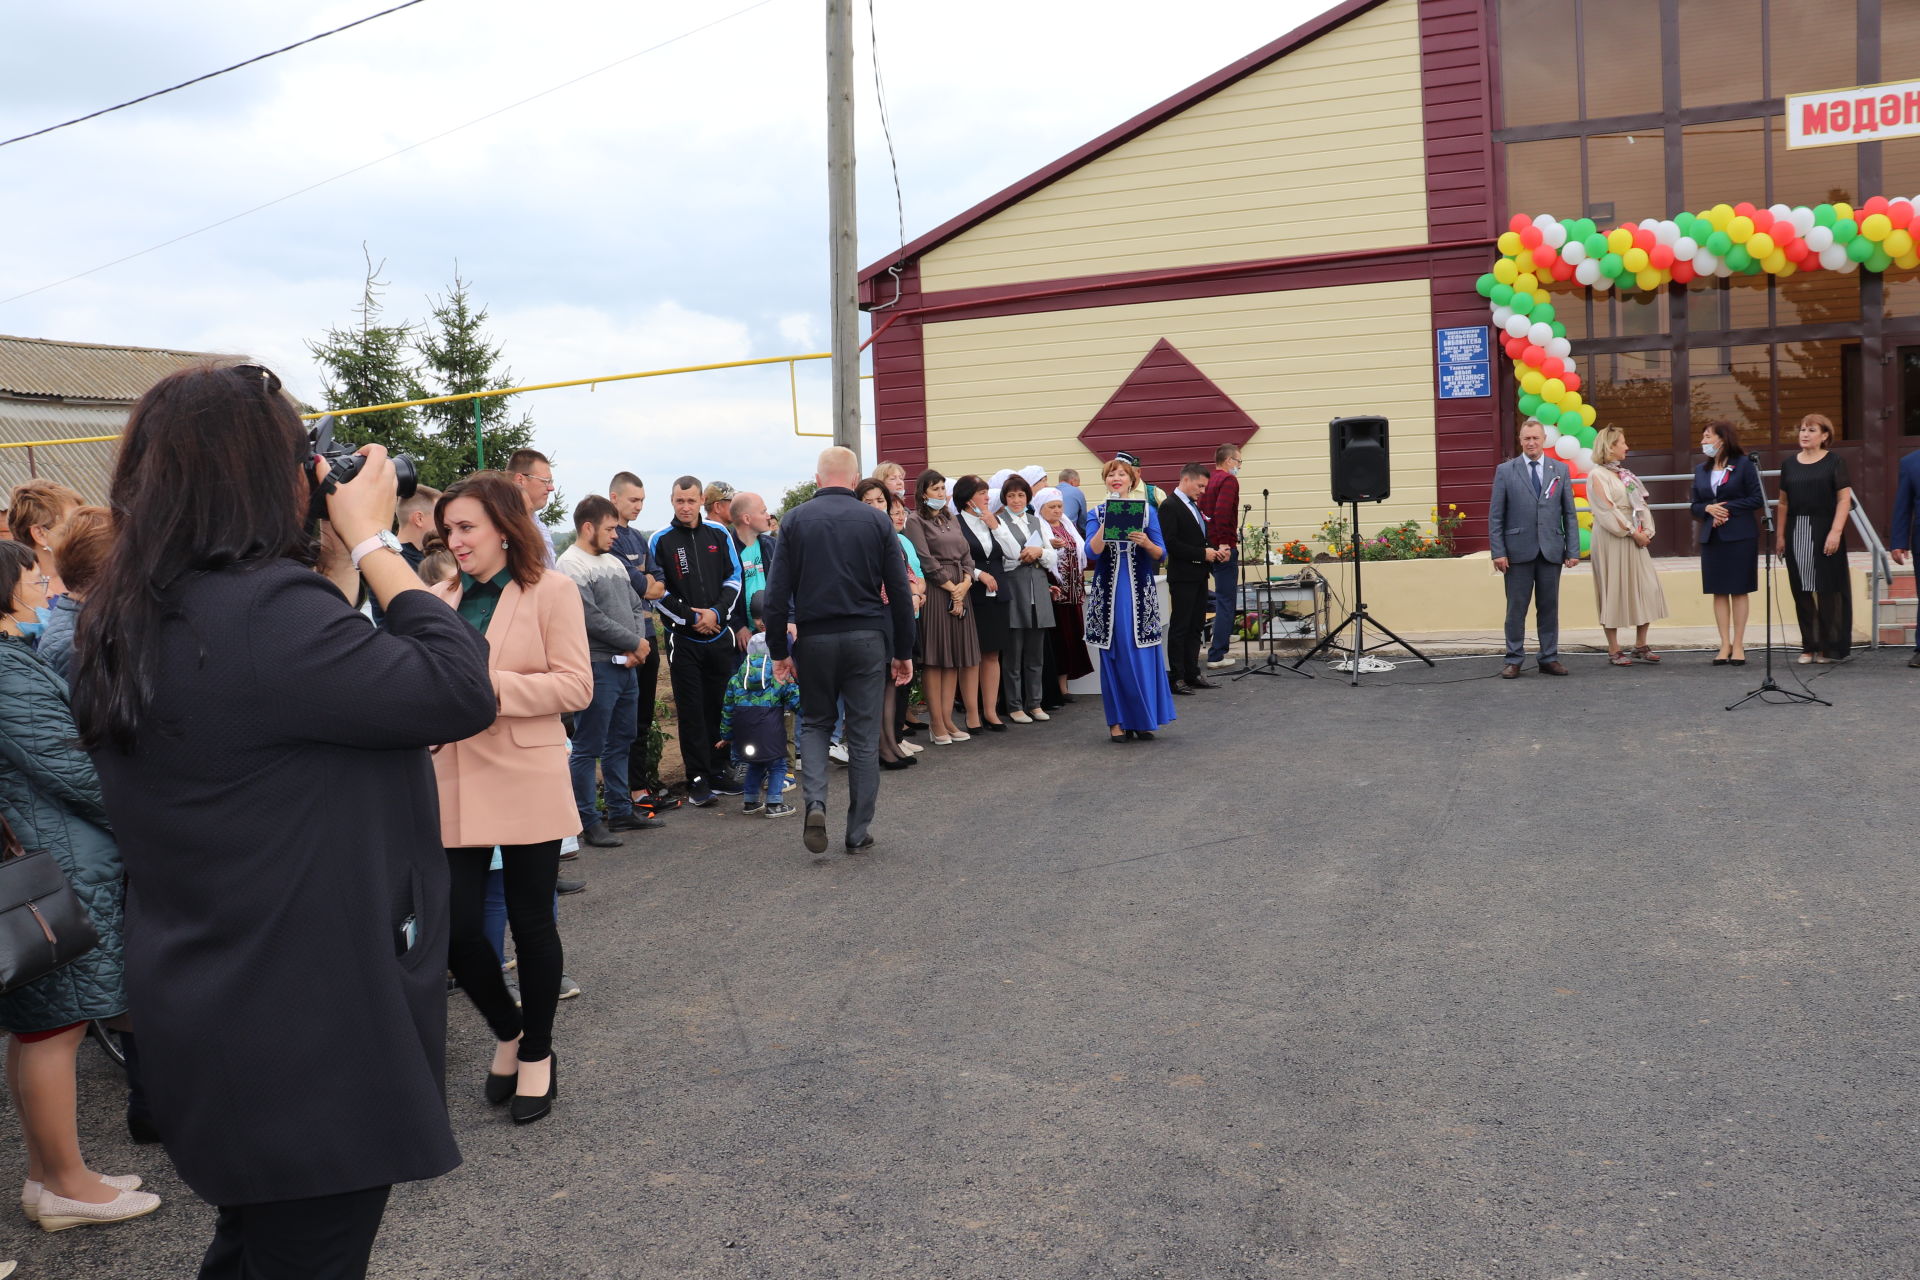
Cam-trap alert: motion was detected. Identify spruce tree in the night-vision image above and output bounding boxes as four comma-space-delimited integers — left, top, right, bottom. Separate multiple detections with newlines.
305, 249, 437, 468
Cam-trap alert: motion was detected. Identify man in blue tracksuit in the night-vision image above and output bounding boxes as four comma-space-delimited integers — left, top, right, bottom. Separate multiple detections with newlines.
650, 476, 745, 805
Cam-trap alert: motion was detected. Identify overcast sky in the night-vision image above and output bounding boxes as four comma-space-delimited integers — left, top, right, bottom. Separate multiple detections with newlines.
2, 0, 1336, 521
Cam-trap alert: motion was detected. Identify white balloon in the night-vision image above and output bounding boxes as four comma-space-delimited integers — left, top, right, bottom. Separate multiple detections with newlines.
1533, 212, 1557, 230
1575, 259, 1602, 285
1806, 226, 1834, 252
1792, 206, 1816, 234
1716, 261, 1735, 277
1673, 236, 1699, 260
1560, 356, 1577, 377
1561, 240, 1587, 265
1593, 272, 1614, 291
1769, 203, 1792, 222
1652, 220, 1679, 246
1543, 221, 1568, 248
1819, 244, 1848, 271
1491, 304, 1514, 326
1505, 313, 1532, 337
1576, 446, 1595, 470
1543, 424, 1561, 446
1547, 336, 1573, 359
1529, 321, 1555, 346
1554, 435, 1580, 460
1694, 250, 1719, 274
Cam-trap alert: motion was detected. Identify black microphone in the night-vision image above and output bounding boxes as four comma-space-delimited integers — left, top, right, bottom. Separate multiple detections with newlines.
1263, 488, 1270, 498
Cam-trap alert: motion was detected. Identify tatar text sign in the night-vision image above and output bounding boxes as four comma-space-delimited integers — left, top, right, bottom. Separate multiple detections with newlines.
1788, 79, 1920, 149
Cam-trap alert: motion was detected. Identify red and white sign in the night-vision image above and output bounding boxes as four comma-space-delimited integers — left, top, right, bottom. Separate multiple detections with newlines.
1788, 80, 1920, 149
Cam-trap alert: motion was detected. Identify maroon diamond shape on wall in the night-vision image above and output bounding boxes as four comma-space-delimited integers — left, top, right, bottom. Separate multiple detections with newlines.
1077, 338, 1261, 489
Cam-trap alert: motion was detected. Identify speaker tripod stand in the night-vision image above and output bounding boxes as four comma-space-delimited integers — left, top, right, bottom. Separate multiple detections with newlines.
1233, 489, 1312, 681
1727, 491, 1828, 710
1291, 499, 1435, 686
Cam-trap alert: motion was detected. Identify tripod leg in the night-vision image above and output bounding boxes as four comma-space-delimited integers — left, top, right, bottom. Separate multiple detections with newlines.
1291, 612, 1356, 669
1352, 611, 1436, 667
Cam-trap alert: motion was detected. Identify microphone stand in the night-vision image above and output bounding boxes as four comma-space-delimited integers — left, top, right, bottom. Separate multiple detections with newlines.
1234, 487, 1312, 681
1728, 478, 1828, 710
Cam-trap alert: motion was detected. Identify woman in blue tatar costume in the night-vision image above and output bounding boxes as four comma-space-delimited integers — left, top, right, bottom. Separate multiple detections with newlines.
1083, 457, 1177, 742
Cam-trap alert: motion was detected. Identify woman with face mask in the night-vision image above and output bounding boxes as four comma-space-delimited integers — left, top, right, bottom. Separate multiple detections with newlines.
902, 470, 979, 745
993, 474, 1057, 721
1688, 419, 1762, 665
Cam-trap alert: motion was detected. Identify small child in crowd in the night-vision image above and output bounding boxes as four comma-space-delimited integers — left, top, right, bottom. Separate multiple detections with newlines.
718, 591, 800, 818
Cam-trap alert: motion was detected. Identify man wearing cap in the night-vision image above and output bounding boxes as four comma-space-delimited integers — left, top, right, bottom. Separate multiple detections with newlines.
704, 481, 735, 528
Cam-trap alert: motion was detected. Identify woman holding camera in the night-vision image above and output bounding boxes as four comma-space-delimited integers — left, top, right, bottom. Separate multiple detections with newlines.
74, 363, 498, 1278
430, 471, 591, 1125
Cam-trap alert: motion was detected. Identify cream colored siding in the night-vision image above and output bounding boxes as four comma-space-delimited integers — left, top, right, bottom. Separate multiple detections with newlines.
920, 0, 1428, 292
920, 280, 1437, 543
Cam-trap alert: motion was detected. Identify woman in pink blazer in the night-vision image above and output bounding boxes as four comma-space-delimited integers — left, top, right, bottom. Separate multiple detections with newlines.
430, 472, 591, 1124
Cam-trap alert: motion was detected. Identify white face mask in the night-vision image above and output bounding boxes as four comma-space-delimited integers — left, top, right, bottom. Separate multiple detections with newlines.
925, 497, 948, 511
1702, 440, 1720, 458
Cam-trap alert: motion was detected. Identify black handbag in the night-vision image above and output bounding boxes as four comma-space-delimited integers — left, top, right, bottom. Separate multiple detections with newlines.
0, 810, 100, 996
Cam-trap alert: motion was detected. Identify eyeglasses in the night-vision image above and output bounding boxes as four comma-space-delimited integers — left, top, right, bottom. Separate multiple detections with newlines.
230, 363, 283, 394
527, 473, 556, 490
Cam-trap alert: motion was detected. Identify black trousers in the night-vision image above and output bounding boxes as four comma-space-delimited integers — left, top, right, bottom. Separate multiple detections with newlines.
199, 1184, 391, 1280
625, 639, 662, 791
446, 841, 562, 1061
1167, 577, 1208, 684
670, 633, 736, 792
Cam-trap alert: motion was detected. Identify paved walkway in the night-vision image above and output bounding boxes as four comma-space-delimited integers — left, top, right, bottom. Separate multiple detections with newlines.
23, 647, 1920, 1279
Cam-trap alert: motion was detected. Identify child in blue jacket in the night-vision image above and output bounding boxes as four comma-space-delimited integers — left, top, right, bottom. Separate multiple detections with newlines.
717, 592, 800, 817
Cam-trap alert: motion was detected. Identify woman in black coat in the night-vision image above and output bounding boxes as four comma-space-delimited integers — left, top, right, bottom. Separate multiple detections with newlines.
72, 365, 496, 1279
1688, 418, 1764, 665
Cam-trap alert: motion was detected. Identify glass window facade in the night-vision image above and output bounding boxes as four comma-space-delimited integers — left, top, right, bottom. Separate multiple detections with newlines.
1494, 0, 1915, 536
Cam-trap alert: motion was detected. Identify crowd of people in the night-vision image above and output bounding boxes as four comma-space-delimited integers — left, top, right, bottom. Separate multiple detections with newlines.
0, 359, 1903, 1280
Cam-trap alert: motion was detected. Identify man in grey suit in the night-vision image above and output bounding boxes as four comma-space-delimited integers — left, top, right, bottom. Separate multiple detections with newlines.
1488, 419, 1581, 678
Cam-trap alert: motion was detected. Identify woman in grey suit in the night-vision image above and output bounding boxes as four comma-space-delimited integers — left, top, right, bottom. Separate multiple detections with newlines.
995, 474, 1058, 721
1487, 419, 1581, 678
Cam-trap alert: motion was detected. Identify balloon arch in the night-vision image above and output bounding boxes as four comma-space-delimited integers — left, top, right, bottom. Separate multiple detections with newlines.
1475, 197, 1917, 552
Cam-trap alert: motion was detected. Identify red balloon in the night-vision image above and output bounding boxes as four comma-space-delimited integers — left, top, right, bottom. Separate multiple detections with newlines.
1864, 195, 1891, 216
1734, 201, 1757, 219
1670, 261, 1696, 284
1541, 356, 1565, 377
1893, 200, 1915, 229
1533, 242, 1559, 266
1550, 260, 1576, 281
1562, 371, 1582, 393
1522, 345, 1546, 367
1510, 213, 1532, 234
1520, 225, 1544, 249
1769, 217, 1797, 242
1785, 238, 1810, 261
1632, 227, 1656, 251
1505, 334, 1528, 358
1649, 244, 1675, 269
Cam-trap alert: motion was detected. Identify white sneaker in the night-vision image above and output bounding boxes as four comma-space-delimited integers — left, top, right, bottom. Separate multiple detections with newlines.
828, 741, 850, 764
1207, 656, 1237, 670
34, 1185, 160, 1232
23, 1175, 143, 1223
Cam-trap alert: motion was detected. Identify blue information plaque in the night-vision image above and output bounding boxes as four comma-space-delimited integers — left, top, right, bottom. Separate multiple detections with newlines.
1435, 325, 1492, 400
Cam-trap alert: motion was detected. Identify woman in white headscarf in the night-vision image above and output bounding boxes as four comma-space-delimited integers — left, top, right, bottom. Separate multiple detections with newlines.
1036, 485, 1092, 704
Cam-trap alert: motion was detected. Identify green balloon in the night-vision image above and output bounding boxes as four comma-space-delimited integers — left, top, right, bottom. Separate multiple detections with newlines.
1535, 403, 1562, 426
1476, 273, 1498, 299
1705, 230, 1733, 256
1550, 321, 1567, 339
1725, 244, 1754, 271
1579, 527, 1591, 554
1511, 293, 1535, 317
1576, 425, 1597, 447
1584, 233, 1608, 257
1601, 252, 1625, 278
1868, 247, 1894, 272
1532, 302, 1557, 325
1814, 203, 1836, 227
1518, 392, 1543, 417
1675, 212, 1698, 239
1847, 234, 1876, 262
1491, 282, 1514, 305
1834, 218, 1859, 243
1576, 219, 1598, 241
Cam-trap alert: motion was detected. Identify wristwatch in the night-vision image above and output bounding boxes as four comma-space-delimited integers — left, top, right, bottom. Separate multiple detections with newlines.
349, 529, 405, 571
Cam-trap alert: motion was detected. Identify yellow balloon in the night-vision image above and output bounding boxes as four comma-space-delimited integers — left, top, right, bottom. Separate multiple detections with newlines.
1533, 289, 1551, 307
1498, 231, 1524, 256
1863, 213, 1893, 242
1578, 511, 1593, 528
1542, 377, 1567, 402
1776, 261, 1799, 277
1762, 249, 1787, 273
1900, 252, 1920, 270
1562, 391, 1583, 412
1579, 404, 1598, 427
1521, 370, 1546, 395
1747, 232, 1775, 259
1607, 228, 1633, 254
1515, 251, 1538, 274
1709, 203, 1735, 230
1887, 229, 1915, 257
1493, 259, 1519, 284
1636, 267, 1663, 290
1623, 247, 1649, 273
1833, 202, 1855, 221
1515, 272, 1539, 293
1728, 215, 1755, 243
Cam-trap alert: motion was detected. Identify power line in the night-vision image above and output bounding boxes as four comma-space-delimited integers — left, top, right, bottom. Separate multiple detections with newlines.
0, 0, 783, 308
0, 0, 433, 150
865, 0, 907, 310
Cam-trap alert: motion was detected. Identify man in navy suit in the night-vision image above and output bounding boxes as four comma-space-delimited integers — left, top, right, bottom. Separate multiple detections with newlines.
1488, 419, 1581, 678
1890, 448, 1920, 666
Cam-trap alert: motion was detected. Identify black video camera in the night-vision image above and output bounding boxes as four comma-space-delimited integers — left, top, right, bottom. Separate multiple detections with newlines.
305, 415, 417, 520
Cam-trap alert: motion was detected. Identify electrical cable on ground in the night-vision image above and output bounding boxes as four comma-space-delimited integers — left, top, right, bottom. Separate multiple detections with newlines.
0, 0, 782, 307
1, 0, 432, 150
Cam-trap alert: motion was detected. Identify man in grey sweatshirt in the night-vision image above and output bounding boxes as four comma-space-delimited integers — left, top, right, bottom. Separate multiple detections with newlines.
558, 495, 656, 845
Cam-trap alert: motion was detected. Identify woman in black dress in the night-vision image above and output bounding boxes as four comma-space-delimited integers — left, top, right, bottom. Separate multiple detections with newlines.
1688, 418, 1763, 665
1774, 413, 1855, 663
73, 364, 497, 1278
955, 474, 1015, 732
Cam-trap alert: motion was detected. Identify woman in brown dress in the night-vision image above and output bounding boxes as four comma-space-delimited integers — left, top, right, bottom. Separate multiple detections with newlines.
902, 470, 980, 745
1586, 426, 1669, 666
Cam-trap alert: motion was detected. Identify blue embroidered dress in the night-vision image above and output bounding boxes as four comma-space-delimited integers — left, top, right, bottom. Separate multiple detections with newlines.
1084, 500, 1177, 733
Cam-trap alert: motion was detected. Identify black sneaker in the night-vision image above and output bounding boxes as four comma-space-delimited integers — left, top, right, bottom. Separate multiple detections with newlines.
608, 812, 666, 831
635, 787, 681, 813
557, 973, 581, 1000
687, 789, 716, 808
710, 775, 746, 796
764, 803, 797, 818
803, 805, 828, 853
741, 800, 766, 816
556, 878, 587, 895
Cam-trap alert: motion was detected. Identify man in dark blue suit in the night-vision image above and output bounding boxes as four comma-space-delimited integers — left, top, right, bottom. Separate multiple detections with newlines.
1890, 448, 1920, 666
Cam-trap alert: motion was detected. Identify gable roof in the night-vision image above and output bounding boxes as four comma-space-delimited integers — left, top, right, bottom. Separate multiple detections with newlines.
0, 333, 233, 402
858, 0, 1388, 288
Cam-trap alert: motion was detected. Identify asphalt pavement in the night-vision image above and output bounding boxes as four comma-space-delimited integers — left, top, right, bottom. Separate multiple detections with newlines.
17, 645, 1920, 1279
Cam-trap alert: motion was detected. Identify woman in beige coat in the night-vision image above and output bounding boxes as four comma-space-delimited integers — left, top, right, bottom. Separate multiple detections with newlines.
1586, 426, 1669, 666
430, 472, 591, 1123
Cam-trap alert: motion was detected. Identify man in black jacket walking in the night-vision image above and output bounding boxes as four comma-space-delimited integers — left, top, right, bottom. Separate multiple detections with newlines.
650, 477, 745, 806
764, 447, 914, 856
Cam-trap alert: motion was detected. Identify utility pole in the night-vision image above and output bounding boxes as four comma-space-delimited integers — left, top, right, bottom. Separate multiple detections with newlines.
825, 0, 861, 461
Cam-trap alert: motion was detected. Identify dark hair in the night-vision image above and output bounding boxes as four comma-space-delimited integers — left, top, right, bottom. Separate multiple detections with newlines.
672, 474, 702, 494
573, 494, 619, 530
1180, 462, 1210, 481
505, 449, 550, 475
951, 474, 988, 512
914, 469, 947, 518
73, 362, 317, 751
747, 589, 765, 628
1214, 444, 1241, 465
609, 471, 644, 492
999, 473, 1032, 505
0, 540, 33, 608
1703, 418, 1745, 462
51, 506, 113, 597
853, 478, 890, 505
436, 471, 546, 590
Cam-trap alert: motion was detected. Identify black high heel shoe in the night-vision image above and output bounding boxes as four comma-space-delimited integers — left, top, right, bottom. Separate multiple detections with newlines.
484, 1068, 518, 1106
879, 756, 916, 770
510, 1053, 558, 1124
